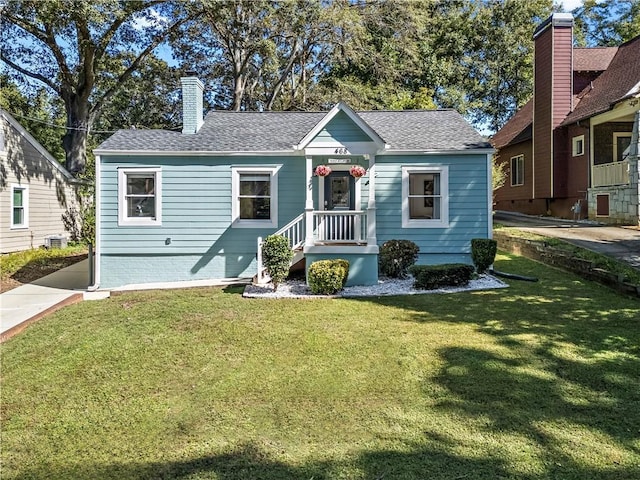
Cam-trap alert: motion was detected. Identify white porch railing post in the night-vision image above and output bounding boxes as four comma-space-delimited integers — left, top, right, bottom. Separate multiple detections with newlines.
305, 155, 314, 246
256, 236, 264, 284
366, 155, 377, 245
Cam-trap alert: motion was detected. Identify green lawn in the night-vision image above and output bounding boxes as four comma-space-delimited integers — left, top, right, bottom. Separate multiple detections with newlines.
2, 253, 639, 480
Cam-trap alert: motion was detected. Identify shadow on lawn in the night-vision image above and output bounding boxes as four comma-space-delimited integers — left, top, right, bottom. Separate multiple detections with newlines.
348, 254, 640, 476
13, 439, 640, 480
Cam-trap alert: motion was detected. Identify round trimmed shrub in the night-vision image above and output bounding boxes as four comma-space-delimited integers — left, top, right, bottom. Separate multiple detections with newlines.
471, 238, 497, 274
262, 235, 293, 290
308, 259, 349, 295
379, 239, 419, 278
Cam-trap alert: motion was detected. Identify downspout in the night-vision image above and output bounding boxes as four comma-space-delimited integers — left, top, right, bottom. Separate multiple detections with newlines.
87, 154, 101, 291
487, 152, 494, 238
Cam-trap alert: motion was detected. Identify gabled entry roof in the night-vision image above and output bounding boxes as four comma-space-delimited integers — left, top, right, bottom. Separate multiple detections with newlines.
96, 103, 491, 154
294, 102, 387, 151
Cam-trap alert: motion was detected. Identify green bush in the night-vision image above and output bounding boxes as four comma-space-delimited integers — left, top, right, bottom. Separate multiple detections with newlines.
308, 259, 350, 295
379, 240, 419, 278
471, 238, 498, 273
262, 235, 293, 290
409, 263, 474, 290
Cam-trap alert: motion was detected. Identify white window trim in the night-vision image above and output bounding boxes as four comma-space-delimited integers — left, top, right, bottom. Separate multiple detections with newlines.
613, 132, 632, 162
401, 165, 449, 229
118, 167, 162, 226
232, 166, 279, 228
572, 134, 585, 157
510, 154, 524, 187
10, 183, 28, 229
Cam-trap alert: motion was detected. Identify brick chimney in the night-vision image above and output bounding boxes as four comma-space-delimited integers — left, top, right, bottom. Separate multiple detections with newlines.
181, 72, 204, 134
532, 12, 574, 199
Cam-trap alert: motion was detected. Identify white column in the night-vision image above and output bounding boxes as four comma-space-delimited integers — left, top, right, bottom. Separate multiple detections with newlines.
305, 155, 314, 246
631, 111, 640, 227
366, 154, 377, 245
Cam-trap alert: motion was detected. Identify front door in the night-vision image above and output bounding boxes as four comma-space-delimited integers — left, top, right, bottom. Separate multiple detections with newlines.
324, 171, 355, 211
321, 171, 356, 242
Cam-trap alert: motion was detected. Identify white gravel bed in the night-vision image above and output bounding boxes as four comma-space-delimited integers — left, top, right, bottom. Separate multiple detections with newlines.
243, 274, 508, 299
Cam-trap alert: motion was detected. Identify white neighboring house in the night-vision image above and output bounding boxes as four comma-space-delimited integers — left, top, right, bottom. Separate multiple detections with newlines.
0, 109, 84, 253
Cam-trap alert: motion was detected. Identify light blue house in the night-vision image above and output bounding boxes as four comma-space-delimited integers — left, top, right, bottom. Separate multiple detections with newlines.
93, 75, 493, 289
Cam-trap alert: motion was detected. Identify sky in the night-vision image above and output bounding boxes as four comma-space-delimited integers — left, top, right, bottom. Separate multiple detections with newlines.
559, 0, 584, 11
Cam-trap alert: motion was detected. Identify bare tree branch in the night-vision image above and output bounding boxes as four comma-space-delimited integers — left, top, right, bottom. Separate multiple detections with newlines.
0, 53, 60, 93
90, 9, 201, 117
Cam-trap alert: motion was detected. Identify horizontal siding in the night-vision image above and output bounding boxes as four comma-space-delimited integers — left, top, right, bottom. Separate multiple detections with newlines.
494, 142, 534, 202
99, 155, 306, 287
0, 119, 81, 253
375, 154, 490, 258
99, 152, 490, 287
534, 27, 553, 199
552, 27, 573, 128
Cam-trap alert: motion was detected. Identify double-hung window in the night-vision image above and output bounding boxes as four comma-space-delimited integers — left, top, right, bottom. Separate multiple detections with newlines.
232, 167, 278, 228
10, 184, 28, 229
118, 168, 162, 226
510, 155, 524, 186
402, 166, 449, 228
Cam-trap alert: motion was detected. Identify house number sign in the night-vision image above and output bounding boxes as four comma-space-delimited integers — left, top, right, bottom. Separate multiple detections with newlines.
334, 147, 349, 154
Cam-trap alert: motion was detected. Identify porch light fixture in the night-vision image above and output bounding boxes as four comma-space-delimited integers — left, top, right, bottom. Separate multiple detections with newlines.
350, 165, 366, 178
315, 165, 332, 177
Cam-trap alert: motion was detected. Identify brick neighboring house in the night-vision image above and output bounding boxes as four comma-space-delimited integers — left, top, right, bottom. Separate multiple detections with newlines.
492, 13, 640, 225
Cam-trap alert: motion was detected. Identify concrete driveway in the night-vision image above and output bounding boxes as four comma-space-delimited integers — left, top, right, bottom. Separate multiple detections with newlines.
494, 211, 640, 270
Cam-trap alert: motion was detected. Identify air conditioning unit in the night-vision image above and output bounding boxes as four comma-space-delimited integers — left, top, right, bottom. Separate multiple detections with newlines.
45, 235, 68, 249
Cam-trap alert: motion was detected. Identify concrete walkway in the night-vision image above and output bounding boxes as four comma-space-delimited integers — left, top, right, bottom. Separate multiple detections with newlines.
0, 259, 250, 341
1, 259, 92, 341
494, 211, 640, 270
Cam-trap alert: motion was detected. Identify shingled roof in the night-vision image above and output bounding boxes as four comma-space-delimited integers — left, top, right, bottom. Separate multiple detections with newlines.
573, 47, 618, 72
493, 36, 639, 148
95, 109, 490, 153
563, 35, 640, 125
491, 100, 533, 149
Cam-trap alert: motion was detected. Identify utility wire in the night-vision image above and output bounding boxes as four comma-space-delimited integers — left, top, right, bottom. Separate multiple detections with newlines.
4, 110, 122, 134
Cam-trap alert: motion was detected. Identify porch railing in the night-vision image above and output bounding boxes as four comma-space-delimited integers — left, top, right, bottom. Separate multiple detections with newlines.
277, 213, 306, 250
255, 210, 369, 284
593, 160, 629, 187
255, 213, 305, 284
313, 210, 367, 244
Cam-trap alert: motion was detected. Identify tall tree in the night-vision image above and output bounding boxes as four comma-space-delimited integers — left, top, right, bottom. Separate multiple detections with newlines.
0, 74, 66, 161
177, 0, 353, 111
574, 0, 640, 46
459, 0, 553, 131
0, 0, 198, 174
317, 0, 436, 110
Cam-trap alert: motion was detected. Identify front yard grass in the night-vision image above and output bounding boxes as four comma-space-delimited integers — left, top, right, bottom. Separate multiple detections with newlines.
2, 253, 639, 479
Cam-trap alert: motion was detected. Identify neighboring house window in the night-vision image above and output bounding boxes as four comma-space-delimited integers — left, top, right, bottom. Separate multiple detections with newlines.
572, 135, 584, 156
118, 168, 162, 226
232, 166, 279, 228
510, 155, 524, 186
10, 184, 28, 229
401, 166, 449, 228
613, 132, 632, 162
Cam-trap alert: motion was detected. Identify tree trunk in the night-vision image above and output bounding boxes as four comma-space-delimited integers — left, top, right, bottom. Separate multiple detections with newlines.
62, 93, 90, 175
